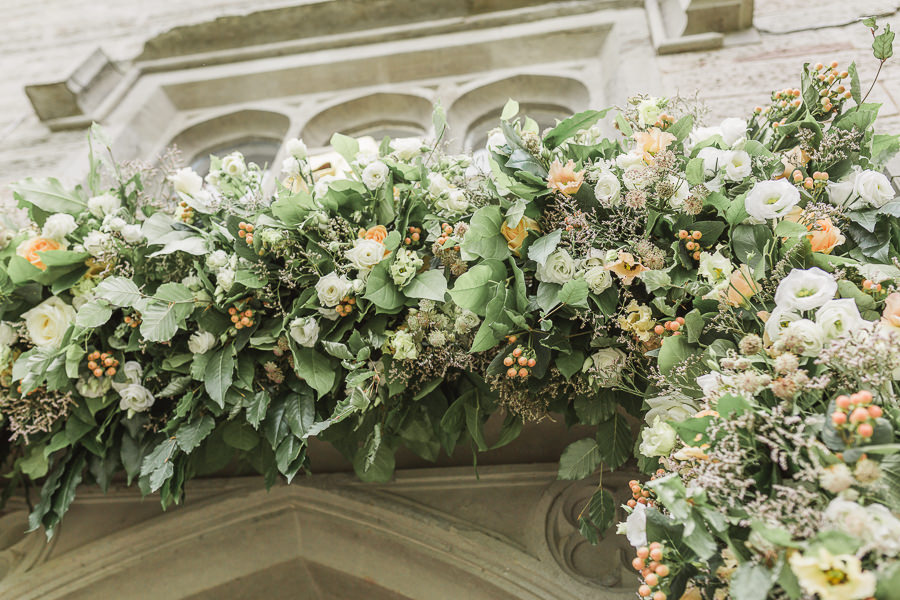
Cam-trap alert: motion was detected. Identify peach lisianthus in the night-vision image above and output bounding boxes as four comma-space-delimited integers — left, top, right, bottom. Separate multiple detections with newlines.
16, 236, 61, 271
726, 264, 760, 307
775, 145, 811, 179
500, 215, 540, 255
881, 292, 900, 330
806, 218, 845, 254
361, 225, 388, 244
606, 251, 648, 285
546, 159, 584, 196
633, 127, 676, 161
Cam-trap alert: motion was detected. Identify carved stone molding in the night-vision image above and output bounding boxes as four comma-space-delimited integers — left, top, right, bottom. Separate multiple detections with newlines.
646, 0, 756, 54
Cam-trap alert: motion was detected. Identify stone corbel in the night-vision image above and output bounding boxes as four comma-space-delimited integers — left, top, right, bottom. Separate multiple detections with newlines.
646, 0, 755, 55
24, 48, 125, 131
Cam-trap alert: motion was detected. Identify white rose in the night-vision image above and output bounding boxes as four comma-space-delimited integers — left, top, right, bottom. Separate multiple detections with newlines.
815, 298, 865, 341
583, 265, 612, 294
391, 137, 422, 160
689, 126, 722, 147
698, 251, 733, 285
485, 129, 507, 153
117, 383, 155, 415
535, 249, 576, 284
719, 117, 747, 147
615, 152, 644, 171
289, 316, 319, 348
216, 267, 235, 291
724, 150, 752, 182
645, 393, 699, 422
345, 238, 386, 272
696, 146, 726, 177
745, 179, 801, 221
104, 215, 126, 232
313, 174, 338, 199
583, 347, 626, 386
765, 307, 800, 342
624, 502, 647, 548
855, 170, 894, 208
41, 213, 77, 241
774, 267, 837, 311
696, 372, 723, 398
281, 156, 301, 177
168, 168, 204, 196
87, 193, 121, 218
187, 330, 217, 354
0, 322, 17, 347
316, 272, 352, 307
436, 189, 469, 213
361, 161, 389, 190
22, 296, 76, 348
636, 98, 662, 128
83, 230, 111, 258
828, 173, 859, 207
121, 224, 143, 244
639, 417, 677, 457
355, 136, 380, 167
593, 170, 621, 206
667, 176, 690, 208
784, 318, 824, 357
221, 152, 246, 177
206, 250, 228, 269
286, 138, 308, 159
428, 173, 451, 197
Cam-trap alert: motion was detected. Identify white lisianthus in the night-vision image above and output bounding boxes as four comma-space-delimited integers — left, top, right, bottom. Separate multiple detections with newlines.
824, 498, 900, 556
615, 152, 644, 171
216, 267, 235, 292
696, 372, 724, 398
828, 172, 860, 207
187, 330, 217, 354
313, 174, 338, 199
354, 136, 380, 167
697, 251, 733, 285
289, 316, 319, 348
696, 146, 726, 177
724, 150, 752, 181
361, 161, 389, 190
815, 299, 865, 341
391, 137, 422, 160
427, 173, 451, 197
667, 176, 690, 209
689, 126, 722, 147
104, 215, 126, 232
87, 193, 121, 218
281, 156, 301, 177
719, 117, 747, 147
315, 272, 352, 307
623, 502, 647, 548
639, 417, 677, 457
535, 249, 576, 284
0, 322, 17, 347
83, 230, 112, 258
286, 138, 308, 159
22, 296, 76, 348
485, 129, 507, 153
854, 169, 894, 208
121, 224, 143, 244
783, 318, 825, 357
593, 170, 621, 206
636, 98, 662, 128
41, 213, 76, 242
583, 347, 626, 386
774, 267, 837, 311
221, 152, 246, 177
206, 250, 229, 270
168, 168, 204, 196
789, 549, 875, 600
345, 238, 386, 271
436, 189, 469, 213
645, 393, 699, 422
744, 178, 801, 221
765, 307, 800, 342
583, 265, 612, 294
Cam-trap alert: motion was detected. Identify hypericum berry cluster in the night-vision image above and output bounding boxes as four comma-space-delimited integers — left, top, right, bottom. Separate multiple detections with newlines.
632, 541, 671, 600
831, 390, 882, 441
435, 222, 461, 252
792, 169, 829, 190
502, 337, 537, 379
86, 350, 119, 378
626, 476, 658, 509
675, 229, 704, 261
810, 61, 852, 116
335, 296, 356, 317
228, 304, 255, 330
652, 113, 676, 130
653, 317, 684, 338
122, 312, 141, 328
862, 279, 885, 294
238, 221, 255, 246
758, 87, 801, 125
404, 225, 423, 246
175, 200, 194, 224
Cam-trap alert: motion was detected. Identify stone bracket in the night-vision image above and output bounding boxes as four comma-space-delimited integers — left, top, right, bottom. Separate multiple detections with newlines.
646, 0, 755, 54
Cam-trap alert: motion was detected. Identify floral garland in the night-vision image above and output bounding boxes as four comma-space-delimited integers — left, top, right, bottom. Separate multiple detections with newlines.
1, 18, 900, 600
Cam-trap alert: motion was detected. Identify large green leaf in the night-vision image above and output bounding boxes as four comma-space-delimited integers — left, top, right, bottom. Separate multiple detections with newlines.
95, 276, 142, 307
10, 177, 87, 215
204, 345, 235, 408
403, 269, 447, 301
558, 438, 602, 480
363, 261, 405, 312
596, 413, 632, 469
293, 347, 336, 397
75, 299, 112, 328
175, 415, 216, 453
543, 108, 610, 148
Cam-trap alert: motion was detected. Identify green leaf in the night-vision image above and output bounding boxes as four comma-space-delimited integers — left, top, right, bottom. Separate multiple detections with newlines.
139, 284, 194, 342
873, 23, 895, 60
75, 299, 112, 328
527, 230, 562, 265
222, 421, 259, 451
574, 392, 616, 425
353, 438, 395, 483
500, 98, 519, 121
666, 114, 694, 143
731, 563, 777, 600
449, 264, 494, 315
849, 61, 862, 104
330, 132, 359, 163
204, 345, 235, 409
246, 390, 271, 429
140, 438, 177, 493
596, 413, 632, 469
363, 261, 404, 311
557, 350, 585, 380
403, 270, 447, 301
95, 276, 141, 307
294, 347, 336, 397
685, 157, 705, 185
774, 219, 809, 238
10, 177, 87, 215
558, 438, 602, 480
284, 393, 315, 438
175, 415, 215, 453
460, 205, 510, 261
658, 334, 693, 376
432, 101, 447, 140
559, 279, 589, 307
543, 108, 610, 149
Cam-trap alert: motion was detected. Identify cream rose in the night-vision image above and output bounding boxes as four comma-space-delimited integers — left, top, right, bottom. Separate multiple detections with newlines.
221, 152, 246, 177
41, 213, 77, 242
639, 417, 677, 457
436, 189, 469, 213
854, 169, 894, 208
724, 150, 751, 181
316, 272, 352, 307
583, 265, 612, 294
345, 238, 386, 272
87, 193, 121, 218
535, 249, 576, 284
582, 347, 626, 386
22, 296, 76, 348
744, 178, 800, 221
168, 168, 204, 196
187, 330, 217, 354
593, 170, 621, 206
289, 316, 319, 348
783, 318, 824, 357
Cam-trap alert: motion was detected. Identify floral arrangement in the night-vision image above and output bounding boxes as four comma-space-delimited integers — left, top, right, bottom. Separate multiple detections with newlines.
1, 17, 899, 599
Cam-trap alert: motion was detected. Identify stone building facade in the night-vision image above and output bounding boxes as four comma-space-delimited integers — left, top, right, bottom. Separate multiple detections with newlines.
1, 1, 899, 598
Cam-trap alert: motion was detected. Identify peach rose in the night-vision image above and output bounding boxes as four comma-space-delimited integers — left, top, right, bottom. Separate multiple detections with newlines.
606, 251, 648, 285
501, 215, 540, 255
775, 145, 811, 179
546, 159, 584, 196
361, 225, 388, 244
726, 264, 760, 307
16, 236, 61, 271
805, 219, 845, 254
881, 293, 900, 330
633, 127, 676, 161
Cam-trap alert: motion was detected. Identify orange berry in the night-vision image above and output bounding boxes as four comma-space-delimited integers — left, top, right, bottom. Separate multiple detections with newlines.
515, 356, 526, 367
512, 347, 522, 358
654, 325, 665, 335
245, 224, 254, 233
836, 395, 852, 409
105, 367, 116, 377
411, 232, 420, 242
636, 547, 650, 559
93, 368, 104, 377
518, 368, 528, 378
87, 361, 97, 371
858, 423, 874, 437
676, 317, 685, 325
832, 411, 847, 425
229, 307, 237, 315
124, 316, 132, 323
691, 231, 701, 240
868, 405, 883, 419
639, 585, 651, 597
504, 357, 514, 367
632, 557, 645, 570
104, 357, 115, 367
243, 309, 253, 318
692, 251, 701, 260
627, 499, 637, 508
231, 315, 240, 323
669, 322, 680, 332
508, 335, 517, 344
678, 230, 688, 239
649, 548, 663, 561
652, 592, 666, 600
830, 61, 839, 69
527, 358, 536, 368
645, 573, 659, 587
507, 368, 517, 378
655, 564, 669, 577
405, 237, 412, 245
238, 230, 246, 238
856, 390, 873, 404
